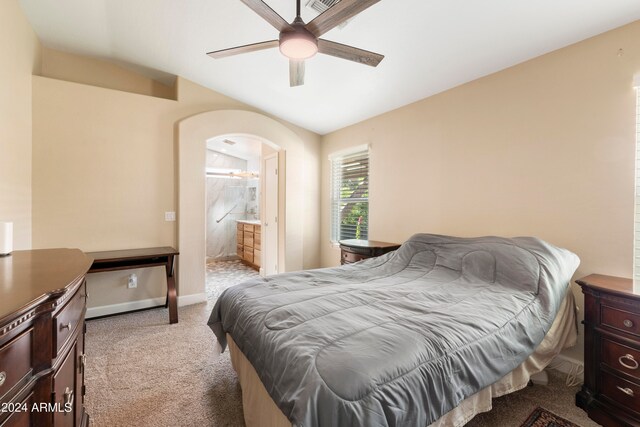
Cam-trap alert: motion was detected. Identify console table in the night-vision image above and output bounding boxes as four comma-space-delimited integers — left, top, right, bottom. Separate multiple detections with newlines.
86, 247, 179, 324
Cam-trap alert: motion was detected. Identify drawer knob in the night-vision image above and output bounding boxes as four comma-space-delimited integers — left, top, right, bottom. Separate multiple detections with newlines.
0, 371, 5, 387
617, 386, 635, 397
624, 319, 634, 328
620, 354, 639, 370
60, 322, 72, 331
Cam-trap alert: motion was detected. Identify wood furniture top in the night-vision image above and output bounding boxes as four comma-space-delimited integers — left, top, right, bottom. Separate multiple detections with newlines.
87, 246, 178, 271
86, 246, 179, 324
575, 274, 638, 300
0, 248, 92, 321
338, 239, 401, 249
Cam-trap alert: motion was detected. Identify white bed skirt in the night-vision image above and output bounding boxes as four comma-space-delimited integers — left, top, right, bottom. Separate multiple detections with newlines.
226, 291, 578, 427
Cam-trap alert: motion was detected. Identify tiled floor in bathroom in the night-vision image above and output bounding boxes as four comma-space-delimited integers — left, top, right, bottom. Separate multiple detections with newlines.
205, 258, 260, 302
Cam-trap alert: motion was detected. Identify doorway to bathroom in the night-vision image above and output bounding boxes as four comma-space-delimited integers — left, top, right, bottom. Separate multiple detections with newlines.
204, 135, 279, 300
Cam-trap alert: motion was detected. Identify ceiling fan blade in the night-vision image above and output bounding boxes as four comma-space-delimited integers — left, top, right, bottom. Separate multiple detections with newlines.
305, 0, 381, 37
317, 39, 384, 67
289, 60, 305, 87
207, 40, 279, 59
239, 0, 293, 32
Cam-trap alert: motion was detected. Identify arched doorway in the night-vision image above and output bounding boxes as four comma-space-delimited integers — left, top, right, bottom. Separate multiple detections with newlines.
177, 110, 306, 302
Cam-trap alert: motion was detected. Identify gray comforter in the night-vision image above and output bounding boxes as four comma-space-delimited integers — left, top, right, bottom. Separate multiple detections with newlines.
208, 234, 579, 427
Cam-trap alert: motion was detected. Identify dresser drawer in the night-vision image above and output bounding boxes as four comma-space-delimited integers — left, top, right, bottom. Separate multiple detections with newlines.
243, 224, 254, 233
602, 304, 640, 337
237, 229, 243, 242
254, 232, 261, 249
1, 392, 32, 427
602, 338, 640, 380
342, 250, 367, 264
254, 249, 261, 267
237, 223, 243, 231
0, 328, 32, 399
53, 346, 77, 427
54, 284, 85, 357
244, 234, 254, 248
601, 370, 640, 413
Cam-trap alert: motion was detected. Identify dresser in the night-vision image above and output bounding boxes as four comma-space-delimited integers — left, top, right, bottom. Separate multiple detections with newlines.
0, 249, 92, 427
576, 274, 640, 426
237, 221, 261, 270
338, 239, 401, 265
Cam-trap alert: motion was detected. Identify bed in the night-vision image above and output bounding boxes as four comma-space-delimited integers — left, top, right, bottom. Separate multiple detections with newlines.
208, 234, 580, 427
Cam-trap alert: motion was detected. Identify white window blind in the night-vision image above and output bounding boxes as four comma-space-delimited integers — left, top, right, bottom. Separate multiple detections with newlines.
635, 76, 640, 282
330, 147, 370, 243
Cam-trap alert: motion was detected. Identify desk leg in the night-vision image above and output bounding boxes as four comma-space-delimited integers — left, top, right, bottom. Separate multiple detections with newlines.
165, 255, 178, 324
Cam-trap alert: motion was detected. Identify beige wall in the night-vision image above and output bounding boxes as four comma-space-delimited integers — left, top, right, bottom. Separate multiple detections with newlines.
32, 60, 321, 313
41, 48, 175, 99
0, 0, 41, 249
321, 21, 640, 362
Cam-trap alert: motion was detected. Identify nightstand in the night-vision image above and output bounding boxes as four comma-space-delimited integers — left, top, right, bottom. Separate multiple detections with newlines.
576, 274, 640, 427
338, 239, 401, 265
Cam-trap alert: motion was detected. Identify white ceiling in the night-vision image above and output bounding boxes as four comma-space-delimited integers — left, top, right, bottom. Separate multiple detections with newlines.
18, 0, 640, 135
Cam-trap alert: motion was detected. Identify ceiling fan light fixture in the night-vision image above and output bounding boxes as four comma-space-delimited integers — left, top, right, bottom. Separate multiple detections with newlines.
279, 29, 318, 60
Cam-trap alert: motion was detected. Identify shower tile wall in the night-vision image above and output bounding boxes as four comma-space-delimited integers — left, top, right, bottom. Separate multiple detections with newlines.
206, 150, 247, 260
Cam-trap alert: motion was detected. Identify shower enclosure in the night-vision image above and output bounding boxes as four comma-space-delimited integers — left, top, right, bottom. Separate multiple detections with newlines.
206, 150, 260, 261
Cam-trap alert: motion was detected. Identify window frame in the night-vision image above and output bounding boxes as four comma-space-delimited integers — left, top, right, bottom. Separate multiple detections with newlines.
329, 144, 370, 245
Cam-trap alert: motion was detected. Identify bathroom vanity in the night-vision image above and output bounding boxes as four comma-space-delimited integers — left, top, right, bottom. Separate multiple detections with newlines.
236, 220, 261, 271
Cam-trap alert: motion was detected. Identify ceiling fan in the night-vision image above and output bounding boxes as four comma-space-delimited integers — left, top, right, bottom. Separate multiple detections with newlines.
207, 0, 384, 87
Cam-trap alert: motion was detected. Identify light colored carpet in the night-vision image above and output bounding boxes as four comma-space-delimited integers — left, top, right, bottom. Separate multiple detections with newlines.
85, 261, 598, 427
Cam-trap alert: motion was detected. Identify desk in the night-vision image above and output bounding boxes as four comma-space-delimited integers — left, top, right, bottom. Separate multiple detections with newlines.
86, 247, 179, 324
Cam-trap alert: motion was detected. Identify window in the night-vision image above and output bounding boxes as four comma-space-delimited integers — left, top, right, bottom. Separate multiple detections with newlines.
330, 145, 370, 243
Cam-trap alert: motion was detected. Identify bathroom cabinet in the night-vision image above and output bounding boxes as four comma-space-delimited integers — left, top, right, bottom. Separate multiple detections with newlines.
237, 221, 261, 270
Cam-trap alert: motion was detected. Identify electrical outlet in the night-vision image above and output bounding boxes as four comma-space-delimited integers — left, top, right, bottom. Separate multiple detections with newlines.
165, 211, 176, 221
127, 273, 137, 289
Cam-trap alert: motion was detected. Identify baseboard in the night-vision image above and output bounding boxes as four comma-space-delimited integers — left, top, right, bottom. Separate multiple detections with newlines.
87, 293, 207, 319
86, 297, 166, 319
178, 293, 207, 307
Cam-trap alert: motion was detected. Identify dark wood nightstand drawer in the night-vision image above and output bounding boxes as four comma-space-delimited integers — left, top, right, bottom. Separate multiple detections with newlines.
602, 304, 640, 337
339, 240, 400, 265
602, 338, 640, 380
342, 251, 367, 264
601, 370, 640, 414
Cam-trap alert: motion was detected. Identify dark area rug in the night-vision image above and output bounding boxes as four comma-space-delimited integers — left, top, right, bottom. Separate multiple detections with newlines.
520, 407, 581, 427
